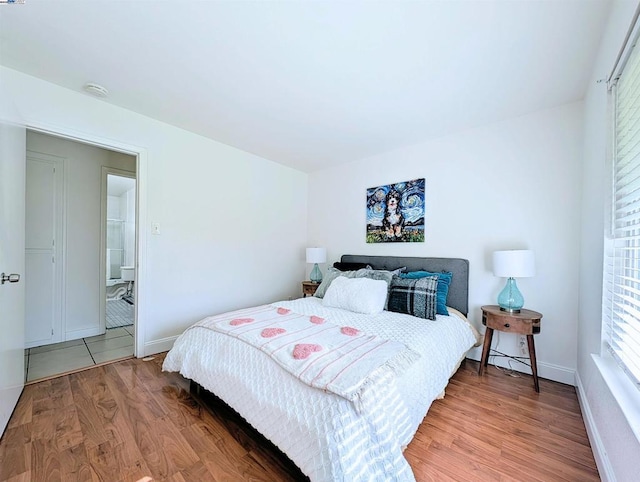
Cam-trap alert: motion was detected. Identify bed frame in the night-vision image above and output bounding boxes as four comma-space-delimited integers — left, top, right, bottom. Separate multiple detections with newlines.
189, 255, 470, 479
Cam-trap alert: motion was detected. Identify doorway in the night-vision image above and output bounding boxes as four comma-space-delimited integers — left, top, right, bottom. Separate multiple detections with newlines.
23, 131, 139, 382
103, 171, 136, 333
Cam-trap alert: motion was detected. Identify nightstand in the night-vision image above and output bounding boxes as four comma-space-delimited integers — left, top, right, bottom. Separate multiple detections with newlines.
302, 281, 319, 297
478, 305, 543, 392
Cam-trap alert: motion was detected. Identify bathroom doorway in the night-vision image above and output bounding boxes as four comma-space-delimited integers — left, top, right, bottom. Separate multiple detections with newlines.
102, 170, 137, 336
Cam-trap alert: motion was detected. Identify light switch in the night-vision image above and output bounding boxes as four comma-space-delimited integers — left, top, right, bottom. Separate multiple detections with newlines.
152, 222, 161, 235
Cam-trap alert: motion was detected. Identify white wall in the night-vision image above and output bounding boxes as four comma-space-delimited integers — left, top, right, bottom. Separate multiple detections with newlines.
107, 195, 121, 219
107, 183, 136, 273
4, 67, 308, 355
27, 131, 136, 340
124, 187, 135, 267
578, 1, 640, 481
308, 101, 584, 384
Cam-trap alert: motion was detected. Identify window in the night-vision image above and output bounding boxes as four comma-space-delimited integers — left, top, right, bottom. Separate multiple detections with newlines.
604, 31, 640, 390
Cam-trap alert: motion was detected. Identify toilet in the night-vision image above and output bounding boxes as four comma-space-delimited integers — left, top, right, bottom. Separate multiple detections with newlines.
121, 266, 135, 281
120, 266, 135, 298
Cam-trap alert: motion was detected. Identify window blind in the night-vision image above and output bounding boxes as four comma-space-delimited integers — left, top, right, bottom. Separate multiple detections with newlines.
605, 33, 640, 390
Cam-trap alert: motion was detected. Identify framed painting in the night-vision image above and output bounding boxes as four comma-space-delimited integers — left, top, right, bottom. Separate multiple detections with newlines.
366, 178, 425, 243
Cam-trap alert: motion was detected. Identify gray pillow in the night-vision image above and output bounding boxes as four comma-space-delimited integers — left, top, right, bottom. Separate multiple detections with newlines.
313, 266, 405, 299
314, 267, 359, 298
356, 267, 405, 309
357, 267, 405, 286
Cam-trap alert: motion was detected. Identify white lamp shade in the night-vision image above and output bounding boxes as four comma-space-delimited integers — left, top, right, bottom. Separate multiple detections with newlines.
306, 247, 326, 264
493, 250, 535, 278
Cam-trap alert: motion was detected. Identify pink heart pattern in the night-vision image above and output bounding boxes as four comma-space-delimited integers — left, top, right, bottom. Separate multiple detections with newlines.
293, 343, 322, 360
277, 307, 291, 315
261, 328, 286, 338
230, 318, 254, 326
310, 315, 325, 325
341, 326, 360, 336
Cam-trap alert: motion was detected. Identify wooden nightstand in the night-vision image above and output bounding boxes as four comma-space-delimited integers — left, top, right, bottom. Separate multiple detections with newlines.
478, 305, 543, 392
302, 281, 319, 297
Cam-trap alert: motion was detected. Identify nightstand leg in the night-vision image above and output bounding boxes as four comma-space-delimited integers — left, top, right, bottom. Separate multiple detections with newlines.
478, 327, 494, 376
527, 334, 540, 393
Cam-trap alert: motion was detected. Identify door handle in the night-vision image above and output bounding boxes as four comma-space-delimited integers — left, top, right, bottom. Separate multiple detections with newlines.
1, 273, 20, 284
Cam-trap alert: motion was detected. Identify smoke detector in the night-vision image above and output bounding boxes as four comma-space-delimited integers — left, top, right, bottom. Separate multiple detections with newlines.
83, 82, 109, 97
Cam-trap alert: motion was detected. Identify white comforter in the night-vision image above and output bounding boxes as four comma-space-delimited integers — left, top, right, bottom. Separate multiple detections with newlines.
163, 297, 479, 482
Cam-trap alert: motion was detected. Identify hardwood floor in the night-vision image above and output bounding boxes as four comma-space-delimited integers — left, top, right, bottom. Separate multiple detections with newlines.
404, 361, 599, 482
0, 354, 599, 481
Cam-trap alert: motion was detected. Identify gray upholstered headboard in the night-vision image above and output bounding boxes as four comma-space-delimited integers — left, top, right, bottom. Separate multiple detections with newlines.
341, 255, 469, 316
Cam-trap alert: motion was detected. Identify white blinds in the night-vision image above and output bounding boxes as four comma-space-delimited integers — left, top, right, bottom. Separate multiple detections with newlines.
605, 34, 640, 390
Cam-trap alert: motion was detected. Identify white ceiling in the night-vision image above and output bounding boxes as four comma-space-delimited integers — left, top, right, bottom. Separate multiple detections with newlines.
0, 0, 612, 173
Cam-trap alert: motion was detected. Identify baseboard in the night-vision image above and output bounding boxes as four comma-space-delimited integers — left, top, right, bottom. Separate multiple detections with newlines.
142, 335, 177, 357
466, 351, 576, 385
537, 360, 576, 385
575, 372, 615, 482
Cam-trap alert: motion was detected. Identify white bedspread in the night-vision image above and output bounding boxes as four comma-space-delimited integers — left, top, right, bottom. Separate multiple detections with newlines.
163, 297, 479, 482
183, 304, 420, 408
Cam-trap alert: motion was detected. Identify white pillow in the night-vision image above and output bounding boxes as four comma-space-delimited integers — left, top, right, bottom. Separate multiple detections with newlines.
322, 276, 387, 314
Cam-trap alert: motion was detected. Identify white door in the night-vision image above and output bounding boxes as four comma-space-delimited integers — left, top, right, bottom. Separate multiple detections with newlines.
25, 157, 62, 347
0, 121, 26, 436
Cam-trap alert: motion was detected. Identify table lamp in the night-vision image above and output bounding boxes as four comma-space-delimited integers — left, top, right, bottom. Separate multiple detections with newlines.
492, 250, 535, 313
306, 247, 326, 283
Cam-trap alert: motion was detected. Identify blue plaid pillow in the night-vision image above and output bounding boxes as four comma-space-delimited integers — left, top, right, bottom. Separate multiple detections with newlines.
399, 270, 452, 316
387, 275, 438, 320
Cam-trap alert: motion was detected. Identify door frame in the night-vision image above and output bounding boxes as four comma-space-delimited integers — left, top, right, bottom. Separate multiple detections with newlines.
100, 167, 137, 336
26, 124, 147, 358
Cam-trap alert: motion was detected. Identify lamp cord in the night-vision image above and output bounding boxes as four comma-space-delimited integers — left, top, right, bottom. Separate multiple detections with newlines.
489, 332, 522, 378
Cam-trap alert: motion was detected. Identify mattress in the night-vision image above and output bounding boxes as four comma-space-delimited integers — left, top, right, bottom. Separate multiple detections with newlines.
163, 297, 479, 482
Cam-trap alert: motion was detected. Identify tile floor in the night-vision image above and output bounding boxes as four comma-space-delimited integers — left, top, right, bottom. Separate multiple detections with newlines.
24, 325, 134, 382
106, 298, 135, 329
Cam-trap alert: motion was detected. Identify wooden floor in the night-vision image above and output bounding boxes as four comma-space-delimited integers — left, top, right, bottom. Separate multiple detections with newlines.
0, 354, 599, 482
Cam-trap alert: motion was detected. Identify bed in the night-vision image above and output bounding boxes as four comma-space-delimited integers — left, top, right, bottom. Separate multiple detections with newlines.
163, 255, 480, 482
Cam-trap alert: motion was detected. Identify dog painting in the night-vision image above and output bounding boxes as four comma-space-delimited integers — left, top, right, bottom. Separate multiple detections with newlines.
366, 178, 425, 243
382, 188, 405, 239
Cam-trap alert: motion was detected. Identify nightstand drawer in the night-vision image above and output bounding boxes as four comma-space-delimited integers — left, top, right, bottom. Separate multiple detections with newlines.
482, 310, 541, 335
302, 281, 319, 297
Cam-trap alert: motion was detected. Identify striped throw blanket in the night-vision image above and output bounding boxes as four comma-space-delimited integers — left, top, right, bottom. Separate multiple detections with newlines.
187, 304, 420, 406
